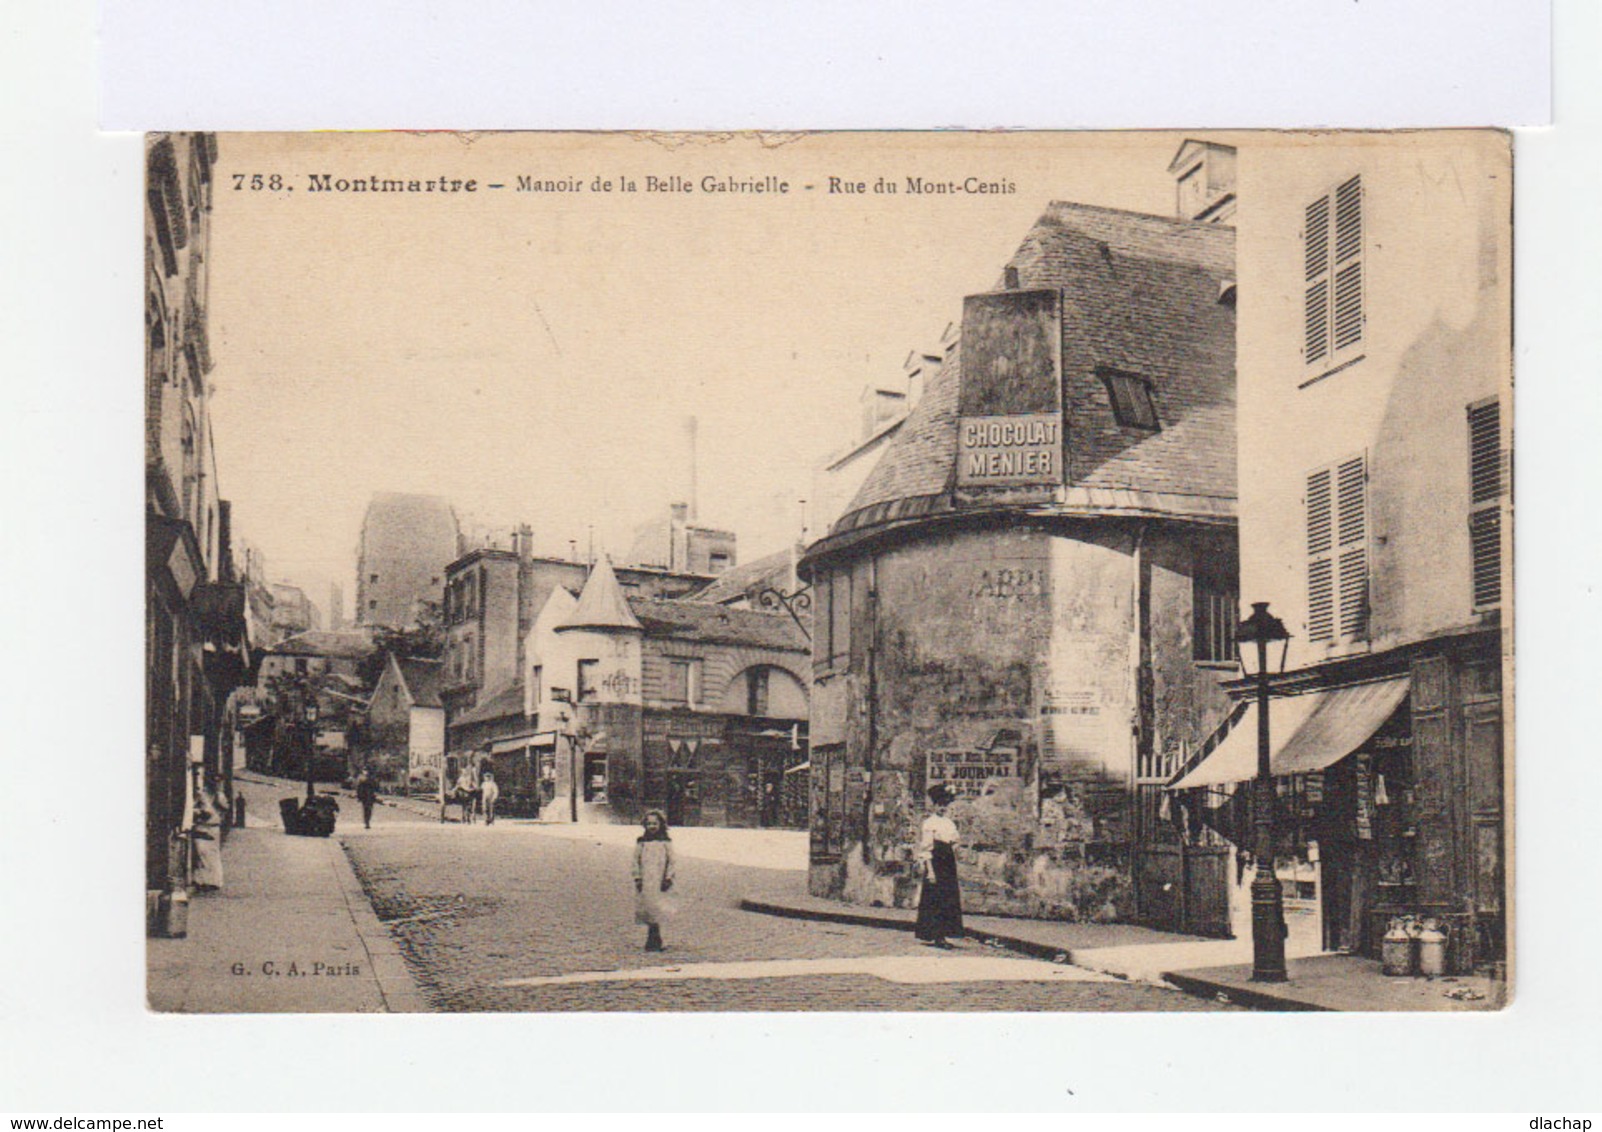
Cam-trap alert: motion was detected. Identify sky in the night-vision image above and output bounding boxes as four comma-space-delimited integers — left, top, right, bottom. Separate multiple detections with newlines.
205, 131, 1186, 617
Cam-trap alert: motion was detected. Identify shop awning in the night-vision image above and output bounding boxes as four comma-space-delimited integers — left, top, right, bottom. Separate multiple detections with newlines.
1169, 676, 1410, 790
490, 731, 558, 755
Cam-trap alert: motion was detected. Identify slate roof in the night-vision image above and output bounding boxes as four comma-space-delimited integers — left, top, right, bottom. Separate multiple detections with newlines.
824, 201, 1235, 546
271, 629, 376, 659
394, 656, 444, 709
559, 557, 643, 632
688, 546, 799, 605
628, 597, 808, 653
450, 681, 525, 728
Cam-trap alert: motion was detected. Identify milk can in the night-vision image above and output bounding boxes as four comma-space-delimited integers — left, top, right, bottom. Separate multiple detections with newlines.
1381, 916, 1416, 976
1417, 917, 1449, 977
164, 885, 190, 939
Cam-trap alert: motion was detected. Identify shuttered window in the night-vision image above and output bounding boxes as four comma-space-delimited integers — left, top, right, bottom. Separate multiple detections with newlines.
1306, 454, 1368, 642
1468, 400, 1506, 609
1304, 175, 1363, 364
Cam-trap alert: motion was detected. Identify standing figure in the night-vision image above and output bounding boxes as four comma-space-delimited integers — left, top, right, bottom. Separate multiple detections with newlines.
632, 810, 677, 952
480, 769, 500, 825
191, 787, 225, 891
355, 770, 379, 830
914, 784, 963, 948
454, 764, 480, 824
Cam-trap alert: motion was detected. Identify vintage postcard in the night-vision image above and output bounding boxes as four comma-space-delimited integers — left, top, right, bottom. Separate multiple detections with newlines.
144, 130, 1512, 1013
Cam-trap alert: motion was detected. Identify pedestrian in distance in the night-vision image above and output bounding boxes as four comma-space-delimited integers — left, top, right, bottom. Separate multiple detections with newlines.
355, 769, 379, 830
454, 764, 479, 824
480, 768, 500, 825
632, 810, 677, 952
914, 783, 963, 949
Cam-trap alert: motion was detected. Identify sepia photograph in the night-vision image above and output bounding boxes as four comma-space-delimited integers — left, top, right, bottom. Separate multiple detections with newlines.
143, 128, 1513, 1016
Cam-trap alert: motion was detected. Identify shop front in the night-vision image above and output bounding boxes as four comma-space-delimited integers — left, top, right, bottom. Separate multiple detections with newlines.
486, 731, 559, 818
1171, 676, 1414, 958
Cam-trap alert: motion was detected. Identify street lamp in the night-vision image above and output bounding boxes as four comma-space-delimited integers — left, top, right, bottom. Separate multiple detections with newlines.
303, 698, 320, 801
1237, 600, 1291, 983
550, 689, 580, 823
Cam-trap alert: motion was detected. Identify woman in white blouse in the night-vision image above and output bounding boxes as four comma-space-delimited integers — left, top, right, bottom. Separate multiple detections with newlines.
914, 784, 963, 948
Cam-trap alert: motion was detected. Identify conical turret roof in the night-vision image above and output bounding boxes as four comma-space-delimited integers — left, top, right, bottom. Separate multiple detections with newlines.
557, 556, 643, 632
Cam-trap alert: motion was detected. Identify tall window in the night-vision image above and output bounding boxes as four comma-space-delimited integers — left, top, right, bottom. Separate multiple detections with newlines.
663, 658, 700, 706
746, 668, 771, 716
1468, 399, 1506, 610
577, 659, 599, 703
828, 567, 852, 670
1307, 454, 1368, 643
1305, 175, 1363, 365
1192, 555, 1238, 664
529, 665, 542, 708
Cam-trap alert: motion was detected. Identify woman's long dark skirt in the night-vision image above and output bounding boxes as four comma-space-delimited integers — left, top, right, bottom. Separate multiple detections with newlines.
914, 841, 963, 942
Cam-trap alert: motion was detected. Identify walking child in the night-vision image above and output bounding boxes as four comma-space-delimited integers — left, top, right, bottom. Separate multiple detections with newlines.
632, 810, 677, 952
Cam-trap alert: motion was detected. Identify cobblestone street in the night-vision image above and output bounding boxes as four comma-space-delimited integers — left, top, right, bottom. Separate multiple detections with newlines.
341, 821, 1239, 1012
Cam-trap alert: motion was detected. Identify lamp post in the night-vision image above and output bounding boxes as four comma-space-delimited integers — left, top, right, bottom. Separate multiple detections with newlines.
1237, 601, 1291, 983
302, 698, 320, 801
550, 690, 579, 823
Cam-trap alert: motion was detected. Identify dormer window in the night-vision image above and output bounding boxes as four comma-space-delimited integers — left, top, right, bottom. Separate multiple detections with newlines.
1101, 371, 1160, 431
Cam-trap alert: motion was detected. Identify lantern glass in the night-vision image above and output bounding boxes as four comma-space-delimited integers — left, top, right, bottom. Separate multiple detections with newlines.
1235, 601, 1291, 679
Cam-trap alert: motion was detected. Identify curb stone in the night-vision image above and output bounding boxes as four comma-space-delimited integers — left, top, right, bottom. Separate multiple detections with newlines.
330, 835, 433, 1013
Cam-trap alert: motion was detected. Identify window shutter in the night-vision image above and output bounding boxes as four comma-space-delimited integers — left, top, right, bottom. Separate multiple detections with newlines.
1304, 177, 1362, 364
1334, 176, 1362, 264
1468, 401, 1505, 609
1307, 456, 1368, 643
1306, 467, 1334, 641
1304, 196, 1331, 363
1470, 510, 1502, 608
1468, 401, 1502, 503
1333, 262, 1363, 351
1335, 455, 1368, 639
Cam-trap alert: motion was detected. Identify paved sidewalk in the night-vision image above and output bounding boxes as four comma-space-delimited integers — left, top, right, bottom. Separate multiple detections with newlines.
147, 823, 428, 1013
740, 891, 1507, 1011
740, 891, 1202, 964
1163, 954, 1508, 1012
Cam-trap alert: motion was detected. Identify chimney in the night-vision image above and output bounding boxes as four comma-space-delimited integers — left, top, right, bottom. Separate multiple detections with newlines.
669, 503, 689, 572
1003, 265, 1021, 290
684, 416, 699, 524
515, 523, 534, 563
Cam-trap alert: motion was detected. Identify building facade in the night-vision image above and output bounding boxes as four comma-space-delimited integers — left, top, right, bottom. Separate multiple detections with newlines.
355, 491, 461, 628
362, 654, 446, 789
523, 559, 812, 828
1170, 134, 1512, 972
245, 630, 375, 780
627, 502, 738, 576
438, 529, 726, 797
800, 185, 1241, 925
145, 132, 252, 903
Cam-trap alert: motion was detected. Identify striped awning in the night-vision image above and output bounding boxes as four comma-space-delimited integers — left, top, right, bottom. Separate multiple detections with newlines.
1170, 676, 1410, 790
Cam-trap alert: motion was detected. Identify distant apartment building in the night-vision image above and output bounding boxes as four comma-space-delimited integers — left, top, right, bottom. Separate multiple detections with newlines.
627, 502, 737, 576
439, 527, 719, 789
269, 583, 321, 640
523, 558, 811, 828
354, 492, 461, 628
809, 333, 943, 536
